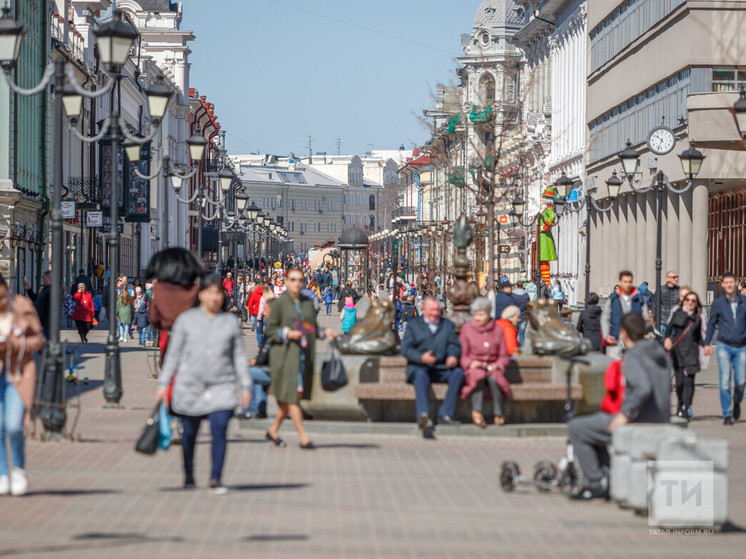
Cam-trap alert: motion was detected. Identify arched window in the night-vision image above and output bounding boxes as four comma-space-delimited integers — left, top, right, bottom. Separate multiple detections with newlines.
480, 73, 496, 106
369, 194, 376, 210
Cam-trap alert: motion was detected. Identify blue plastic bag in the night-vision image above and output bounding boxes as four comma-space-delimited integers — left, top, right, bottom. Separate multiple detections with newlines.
158, 403, 172, 450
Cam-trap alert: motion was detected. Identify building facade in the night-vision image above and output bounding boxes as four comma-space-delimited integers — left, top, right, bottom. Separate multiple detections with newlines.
585, 0, 746, 300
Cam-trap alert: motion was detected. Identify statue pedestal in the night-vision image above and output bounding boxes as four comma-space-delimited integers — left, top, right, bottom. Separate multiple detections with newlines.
302, 354, 374, 421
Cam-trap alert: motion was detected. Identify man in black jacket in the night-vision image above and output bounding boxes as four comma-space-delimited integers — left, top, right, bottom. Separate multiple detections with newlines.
567, 312, 670, 500
30, 271, 52, 340
656, 270, 680, 334
400, 297, 464, 438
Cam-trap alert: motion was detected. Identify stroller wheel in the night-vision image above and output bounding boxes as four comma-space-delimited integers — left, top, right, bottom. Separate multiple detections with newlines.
500, 461, 520, 492
560, 463, 580, 496
533, 460, 558, 492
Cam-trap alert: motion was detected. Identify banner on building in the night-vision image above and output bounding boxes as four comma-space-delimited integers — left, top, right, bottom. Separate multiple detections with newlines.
99, 135, 126, 214
125, 142, 151, 223
87, 211, 103, 227
61, 201, 76, 219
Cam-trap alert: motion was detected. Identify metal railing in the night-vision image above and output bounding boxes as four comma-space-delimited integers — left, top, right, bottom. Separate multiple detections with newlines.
392, 206, 416, 219
64, 177, 100, 206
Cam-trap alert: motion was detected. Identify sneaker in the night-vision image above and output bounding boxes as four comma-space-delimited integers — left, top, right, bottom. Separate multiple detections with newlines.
208, 480, 228, 495
10, 468, 27, 496
735, 402, 741, 421
687, 406, 693, 419
0, 475, 8, 495
569, 485, 608, 501
724, 416, 734, 426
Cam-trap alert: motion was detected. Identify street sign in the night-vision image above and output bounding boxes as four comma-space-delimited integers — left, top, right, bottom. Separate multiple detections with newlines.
61, 201, 76, 219
87, 211, 103, 227
102, 222, 124, 233
498, 244, 511, 254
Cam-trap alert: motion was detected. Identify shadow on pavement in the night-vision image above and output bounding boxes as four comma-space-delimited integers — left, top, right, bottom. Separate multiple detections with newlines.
64, 380, 104, 401
0, 533, 185, 557
228, 483, 310, 492
311, 443, 380, 449
242, 534, 309, 542
721, 522, 746, 533
24, 489, 121, 497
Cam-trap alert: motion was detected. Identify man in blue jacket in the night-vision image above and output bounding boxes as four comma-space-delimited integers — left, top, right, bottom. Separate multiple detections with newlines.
704, 272, 746, 425
494, 280, 515, 320
601, 270, 648, 360
400, 296, 464, 438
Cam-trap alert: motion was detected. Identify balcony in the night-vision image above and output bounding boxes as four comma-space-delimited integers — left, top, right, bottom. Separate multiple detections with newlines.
64, 177, 100, 208
392, 206, 416, 220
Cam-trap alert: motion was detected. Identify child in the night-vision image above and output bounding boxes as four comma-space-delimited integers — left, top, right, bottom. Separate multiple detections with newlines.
560, 307, 573, 325
340, 296, 357, 334
324, 286, 333, 315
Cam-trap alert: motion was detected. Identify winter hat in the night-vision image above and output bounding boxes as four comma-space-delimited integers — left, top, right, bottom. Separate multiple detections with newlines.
501, 305, 520, 320
344, 296, 355, 310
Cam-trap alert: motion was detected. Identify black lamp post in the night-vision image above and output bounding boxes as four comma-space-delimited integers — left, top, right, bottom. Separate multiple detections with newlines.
617, 139, 704, 332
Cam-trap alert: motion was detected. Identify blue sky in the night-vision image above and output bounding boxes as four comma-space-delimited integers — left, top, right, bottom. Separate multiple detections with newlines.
181, 0, 474, 157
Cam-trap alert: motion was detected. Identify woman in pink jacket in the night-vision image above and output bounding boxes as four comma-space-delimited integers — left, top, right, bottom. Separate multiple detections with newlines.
459, 297, 511, 428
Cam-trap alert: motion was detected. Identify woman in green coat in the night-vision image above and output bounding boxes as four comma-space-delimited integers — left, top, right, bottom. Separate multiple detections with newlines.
265, 268, 337, 449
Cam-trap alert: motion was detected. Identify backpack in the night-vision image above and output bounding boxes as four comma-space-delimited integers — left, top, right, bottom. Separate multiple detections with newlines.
64, 294, 76, 317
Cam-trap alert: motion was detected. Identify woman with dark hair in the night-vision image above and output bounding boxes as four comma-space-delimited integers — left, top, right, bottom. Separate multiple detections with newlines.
157, 275, 250, 493
664, 290, 706, 419
576, 292, 603, 352
147, 248, 205, 359
0, 274, 45, 496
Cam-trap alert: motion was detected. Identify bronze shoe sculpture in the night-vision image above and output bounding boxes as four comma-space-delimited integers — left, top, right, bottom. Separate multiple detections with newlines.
526, 298, 590, 356
337, 298, 397, 355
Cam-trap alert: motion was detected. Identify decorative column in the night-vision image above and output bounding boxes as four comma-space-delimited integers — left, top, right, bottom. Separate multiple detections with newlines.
691, 183, 708, 298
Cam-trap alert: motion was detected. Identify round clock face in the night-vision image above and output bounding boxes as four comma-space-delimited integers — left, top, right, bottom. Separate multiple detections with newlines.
647, 126, 676, 155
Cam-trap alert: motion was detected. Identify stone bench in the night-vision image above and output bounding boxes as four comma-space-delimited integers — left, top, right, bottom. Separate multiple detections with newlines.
354, 355, 589, 423
610, 424, 729, 529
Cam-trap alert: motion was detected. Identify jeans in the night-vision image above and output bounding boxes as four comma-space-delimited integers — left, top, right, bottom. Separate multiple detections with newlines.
716, 343, 746, 418
247, 367, 271, 414
118, 321, 130, 341
147, 324, 153, 342
180, 409, 233, 484
249, 315, 257, 331
326, 302, 332, 315
256, 318, 264, 347
517, 320, 527, 346
139, 326, 148, 345
0, 373, 25, 476
409, 365, 465, 419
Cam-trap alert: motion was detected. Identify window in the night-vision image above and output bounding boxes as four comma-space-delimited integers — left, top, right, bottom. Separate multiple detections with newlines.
369, 194, 376, 211
480, 73, 496, 106
712, 67, 746, 92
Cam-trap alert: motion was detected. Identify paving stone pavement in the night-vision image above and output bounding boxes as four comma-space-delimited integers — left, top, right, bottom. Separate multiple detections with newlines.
0, 315, 745, 558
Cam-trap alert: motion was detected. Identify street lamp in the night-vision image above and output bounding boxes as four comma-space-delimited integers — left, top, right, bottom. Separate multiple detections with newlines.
188, 133, 207, 162
555, 172, 573, 198
0, 7, 147, 431
613, 138, 705, 331
0, 7, 23, 67
94, 10, 138, 68
219, 167, 234, 193
145, 75, 173, 123
733, 90, 746, 136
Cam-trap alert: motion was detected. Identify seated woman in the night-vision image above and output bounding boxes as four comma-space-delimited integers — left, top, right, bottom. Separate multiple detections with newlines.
496, 305, 521, 355
459, 297, 512, 427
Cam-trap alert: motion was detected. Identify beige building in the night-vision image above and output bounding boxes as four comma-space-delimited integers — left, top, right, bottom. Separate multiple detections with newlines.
585, 0, 746, 302
233, 161, 344, 255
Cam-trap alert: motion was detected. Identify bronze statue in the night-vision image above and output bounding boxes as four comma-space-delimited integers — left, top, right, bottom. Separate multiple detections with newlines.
338, 298, 397, 355
447, 215, 478, 332
526, 298, 590, 356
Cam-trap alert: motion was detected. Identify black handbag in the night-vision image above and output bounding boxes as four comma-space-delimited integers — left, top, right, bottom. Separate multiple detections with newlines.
135, 404, 161, 455
321, 342, 348, 391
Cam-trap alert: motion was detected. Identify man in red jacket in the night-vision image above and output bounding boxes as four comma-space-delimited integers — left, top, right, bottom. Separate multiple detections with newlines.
247, 284, 263, 332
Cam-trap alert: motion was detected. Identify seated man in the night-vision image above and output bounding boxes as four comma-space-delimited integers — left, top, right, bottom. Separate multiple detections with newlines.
567, 312, 670, 500
400, 296, 464, 438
